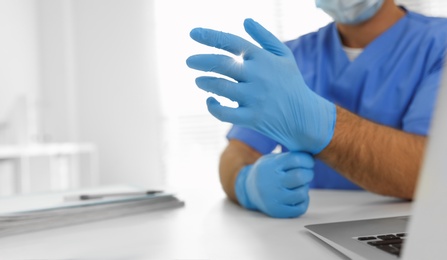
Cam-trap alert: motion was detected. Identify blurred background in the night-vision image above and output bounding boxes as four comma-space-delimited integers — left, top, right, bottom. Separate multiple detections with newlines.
0, 0, 445, 197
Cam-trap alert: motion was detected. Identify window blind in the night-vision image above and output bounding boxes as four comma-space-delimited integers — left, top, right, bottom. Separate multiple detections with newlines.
396, 0, 447, 17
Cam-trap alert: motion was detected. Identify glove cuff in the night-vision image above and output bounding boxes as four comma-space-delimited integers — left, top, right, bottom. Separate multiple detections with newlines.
234, 165, 257, 210
313, 100, 337, 154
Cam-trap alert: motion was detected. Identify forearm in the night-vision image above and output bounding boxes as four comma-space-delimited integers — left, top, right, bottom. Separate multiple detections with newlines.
219, 140, 262, 203
317, 106, 427, 199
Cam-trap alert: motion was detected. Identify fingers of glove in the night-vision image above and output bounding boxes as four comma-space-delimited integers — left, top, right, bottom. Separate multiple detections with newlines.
189, 27, 258, 58
206, 97, 250, 125
243, 18, 291, 57
274, 152, 315, 170
264, 198, 310, 219
280, 168, 314, 190
196, 77, 244, 103
275, 185, 310, 206
186, 54, 245, 81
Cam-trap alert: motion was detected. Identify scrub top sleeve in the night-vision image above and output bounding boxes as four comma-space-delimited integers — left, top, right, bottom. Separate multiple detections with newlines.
226, 125, 279, 155
403, 68, 443, 136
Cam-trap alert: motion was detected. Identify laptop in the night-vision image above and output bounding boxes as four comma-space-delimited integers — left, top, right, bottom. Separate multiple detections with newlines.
305, 62, 447, 260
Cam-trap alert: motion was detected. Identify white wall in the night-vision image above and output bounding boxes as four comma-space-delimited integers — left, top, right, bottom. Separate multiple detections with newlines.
0, 1, 40, 195
70, 0, 164, 188
0, 0, 40, 144
0, 0, 164, 193
38, 0, 78, 143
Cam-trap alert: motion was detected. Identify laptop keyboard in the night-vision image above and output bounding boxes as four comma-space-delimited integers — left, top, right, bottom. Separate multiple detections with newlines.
354, 232, 407, 257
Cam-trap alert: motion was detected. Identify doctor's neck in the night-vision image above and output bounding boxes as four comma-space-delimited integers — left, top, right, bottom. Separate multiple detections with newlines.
336, 0, 406, 49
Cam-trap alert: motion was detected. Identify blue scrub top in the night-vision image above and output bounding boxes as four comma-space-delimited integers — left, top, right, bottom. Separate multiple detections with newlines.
227, 9, 447, 190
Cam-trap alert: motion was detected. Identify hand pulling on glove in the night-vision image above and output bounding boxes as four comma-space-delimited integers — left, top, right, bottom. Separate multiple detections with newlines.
186, 18, 336, 154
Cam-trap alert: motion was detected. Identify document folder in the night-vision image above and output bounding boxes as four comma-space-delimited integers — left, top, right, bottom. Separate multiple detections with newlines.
0, 189, 184, 237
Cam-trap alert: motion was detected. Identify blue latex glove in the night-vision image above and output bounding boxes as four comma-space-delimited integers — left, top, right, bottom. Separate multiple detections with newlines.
235, 152, 314, 218
186, 18, 336, 154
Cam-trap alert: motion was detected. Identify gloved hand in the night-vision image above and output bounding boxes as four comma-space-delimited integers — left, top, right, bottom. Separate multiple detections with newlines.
186, 18, 336, 154
235, 152, 314, 218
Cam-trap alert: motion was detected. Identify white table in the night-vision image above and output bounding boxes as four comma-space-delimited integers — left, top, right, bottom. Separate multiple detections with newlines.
0, 187, 412, 260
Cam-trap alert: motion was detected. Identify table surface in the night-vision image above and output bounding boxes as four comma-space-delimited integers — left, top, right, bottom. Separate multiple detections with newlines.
0, 186, 412, 260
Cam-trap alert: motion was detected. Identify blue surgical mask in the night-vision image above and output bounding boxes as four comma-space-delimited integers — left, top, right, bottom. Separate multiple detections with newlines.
316, 0, 385, 25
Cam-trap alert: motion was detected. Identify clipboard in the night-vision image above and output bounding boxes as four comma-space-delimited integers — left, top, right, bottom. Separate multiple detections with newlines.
0, 187, 184, 237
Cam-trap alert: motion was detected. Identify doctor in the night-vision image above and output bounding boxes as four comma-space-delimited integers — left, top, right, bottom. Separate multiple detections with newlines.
186, 0, 447, 218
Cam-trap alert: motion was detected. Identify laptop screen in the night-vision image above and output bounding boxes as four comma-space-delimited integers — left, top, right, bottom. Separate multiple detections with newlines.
402, 60, 447, 260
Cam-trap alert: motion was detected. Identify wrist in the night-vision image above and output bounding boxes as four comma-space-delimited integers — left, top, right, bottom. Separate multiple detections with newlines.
316, 105, 353, 158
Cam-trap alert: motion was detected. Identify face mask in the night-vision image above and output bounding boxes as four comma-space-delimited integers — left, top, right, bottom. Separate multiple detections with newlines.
316, 0, 384, 25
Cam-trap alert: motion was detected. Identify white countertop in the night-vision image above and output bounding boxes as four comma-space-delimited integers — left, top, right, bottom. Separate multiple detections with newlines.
0, 186, 412, 260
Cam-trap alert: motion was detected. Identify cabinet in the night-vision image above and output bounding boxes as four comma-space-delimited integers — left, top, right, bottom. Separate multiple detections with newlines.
0, 143, 98, 195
